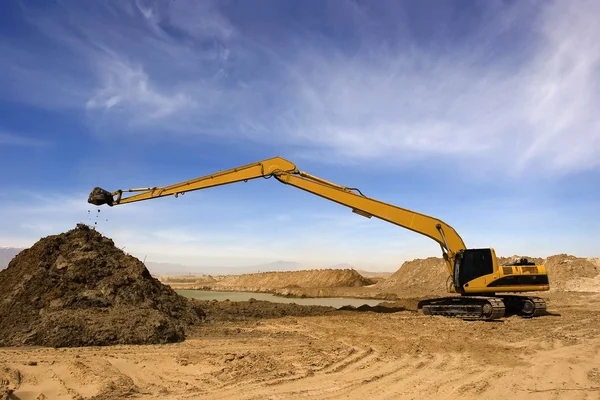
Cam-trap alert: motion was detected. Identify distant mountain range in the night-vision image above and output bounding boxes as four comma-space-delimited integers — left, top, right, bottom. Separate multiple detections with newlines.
147, 260, 325, 276
0, 247, 24, 270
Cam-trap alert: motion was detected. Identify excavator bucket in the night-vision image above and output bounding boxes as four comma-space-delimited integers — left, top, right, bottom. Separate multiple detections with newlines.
88, 187, 114, 207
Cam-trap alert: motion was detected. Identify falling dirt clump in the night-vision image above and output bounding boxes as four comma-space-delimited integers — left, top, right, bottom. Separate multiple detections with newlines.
0, 224, 205, 348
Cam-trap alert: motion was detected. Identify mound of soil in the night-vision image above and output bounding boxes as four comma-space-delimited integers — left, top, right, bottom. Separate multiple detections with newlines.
374, 257, 450, 297
497, 255, 544, 266
0, 224, 205, 348
195, 275, 218, 285
212, 269, 373, 292
545, 255, 600, 292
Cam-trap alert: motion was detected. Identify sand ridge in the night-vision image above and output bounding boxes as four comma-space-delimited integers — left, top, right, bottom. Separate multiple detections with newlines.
212, 268, 373, 289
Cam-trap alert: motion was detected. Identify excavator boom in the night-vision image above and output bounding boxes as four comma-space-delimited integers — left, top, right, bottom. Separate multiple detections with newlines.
89, 156, 465, 275
89, 156, 549, 320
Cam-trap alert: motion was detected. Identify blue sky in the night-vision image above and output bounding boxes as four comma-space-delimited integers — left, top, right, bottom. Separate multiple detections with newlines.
1, 0, 598, 271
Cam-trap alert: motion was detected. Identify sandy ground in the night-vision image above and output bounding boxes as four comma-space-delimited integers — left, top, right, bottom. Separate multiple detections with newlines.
2, 292, 600, 400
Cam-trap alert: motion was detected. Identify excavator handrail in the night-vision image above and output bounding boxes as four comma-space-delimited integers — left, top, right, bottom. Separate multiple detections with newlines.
88, 156, 467, 274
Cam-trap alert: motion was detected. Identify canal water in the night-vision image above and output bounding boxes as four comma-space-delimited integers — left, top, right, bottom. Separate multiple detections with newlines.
176, 290, 383, 308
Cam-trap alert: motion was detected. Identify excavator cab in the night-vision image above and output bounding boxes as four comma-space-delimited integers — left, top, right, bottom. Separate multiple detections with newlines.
453, 249, 495, 293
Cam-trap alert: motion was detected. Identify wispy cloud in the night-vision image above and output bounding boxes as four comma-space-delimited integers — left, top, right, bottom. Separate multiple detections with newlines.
1, 0, 598, 177
0, 131, 48, 147
0, 189, 153, 242
278, 1, 600, 177
516, 0, 600, 173
85, 58, 192, 121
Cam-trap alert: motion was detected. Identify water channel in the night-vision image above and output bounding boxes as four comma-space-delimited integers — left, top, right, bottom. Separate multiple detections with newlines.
176, 290, 383, 308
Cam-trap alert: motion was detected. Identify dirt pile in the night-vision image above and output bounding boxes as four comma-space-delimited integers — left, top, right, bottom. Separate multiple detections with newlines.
210, 269, 374, 293
0, 224, 205, 348
545, 255, 600, 292
497, 255, 544, 265
195, 275, 218, 285
374, 257, 449, 297
374, 254, 600, 297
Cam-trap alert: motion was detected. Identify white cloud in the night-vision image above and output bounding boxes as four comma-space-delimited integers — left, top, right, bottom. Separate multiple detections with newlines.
159, 0, 236, 40
274, 1, 600, 176
1, 191, 90, 215
85, 58, 192, 120
516, 0, 600, 174
0, 189, 154, 244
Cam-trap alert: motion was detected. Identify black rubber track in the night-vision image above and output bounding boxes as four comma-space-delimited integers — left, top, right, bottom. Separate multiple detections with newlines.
418, 296, 506, 321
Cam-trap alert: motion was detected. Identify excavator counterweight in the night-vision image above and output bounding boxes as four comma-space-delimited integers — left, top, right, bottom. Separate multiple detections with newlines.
88, 156, 549, 320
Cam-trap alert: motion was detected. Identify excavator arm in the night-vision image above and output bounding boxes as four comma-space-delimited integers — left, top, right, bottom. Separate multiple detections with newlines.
88, 156, 466, 275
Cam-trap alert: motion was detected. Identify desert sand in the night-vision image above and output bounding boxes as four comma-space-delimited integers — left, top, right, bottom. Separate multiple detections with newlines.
1, 226, 599, 399
2, 292, 600, 399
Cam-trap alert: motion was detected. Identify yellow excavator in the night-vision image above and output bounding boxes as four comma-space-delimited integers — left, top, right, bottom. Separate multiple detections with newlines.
88, 156, 549, 320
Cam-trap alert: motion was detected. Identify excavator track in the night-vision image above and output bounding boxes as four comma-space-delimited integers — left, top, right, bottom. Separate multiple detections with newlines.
418, 296, 506, 321
497, 295, 547, 318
